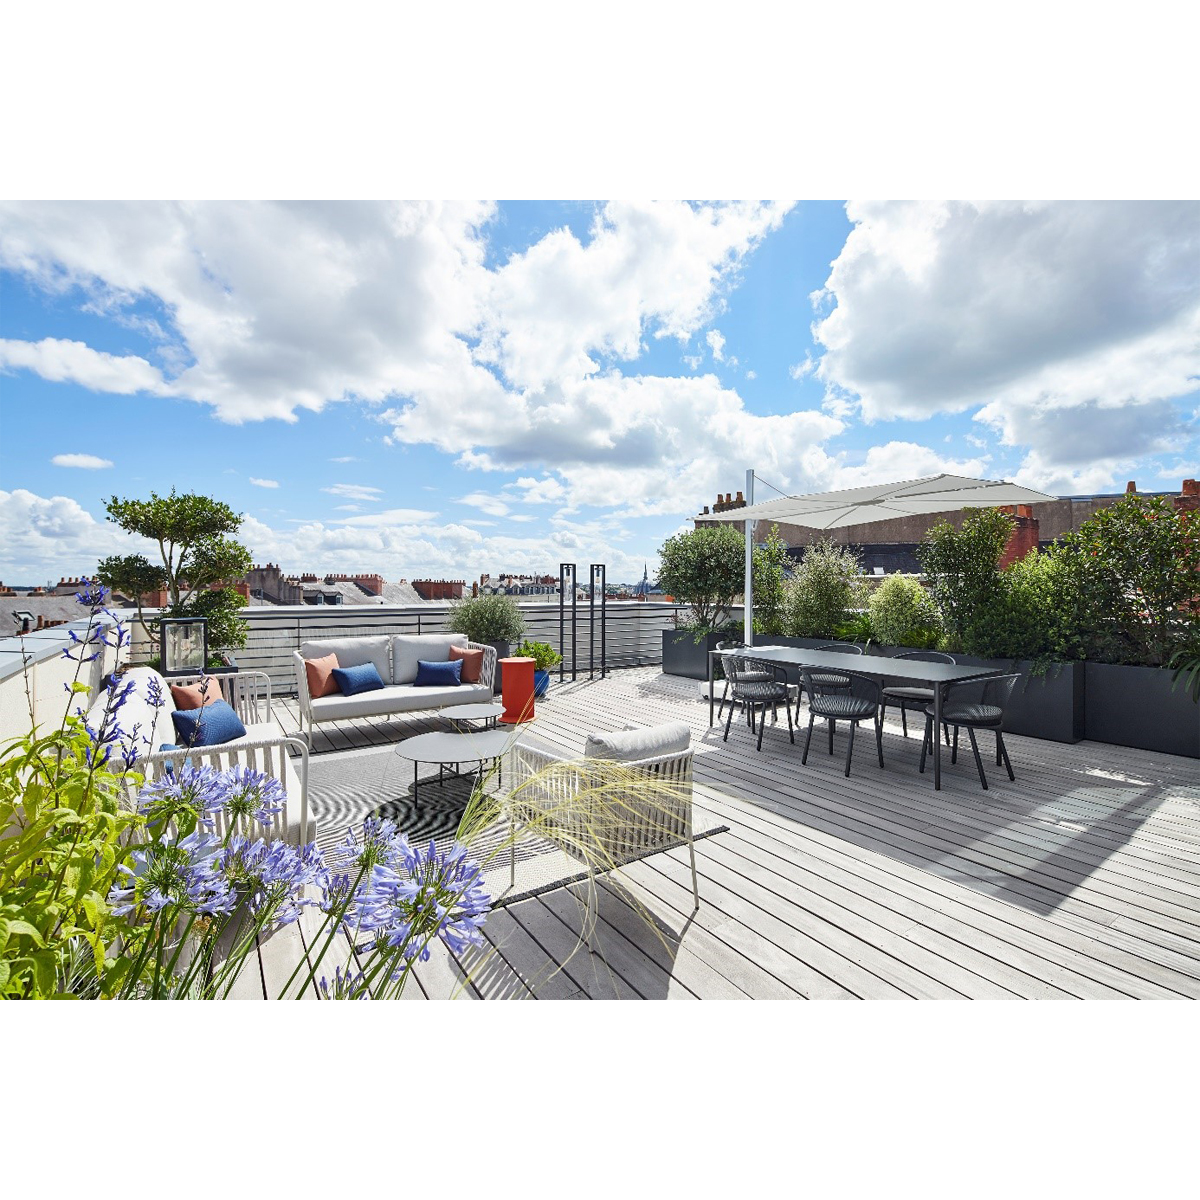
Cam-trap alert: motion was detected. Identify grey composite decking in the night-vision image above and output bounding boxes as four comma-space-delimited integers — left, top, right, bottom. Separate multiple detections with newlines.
245, 667, 1200, 999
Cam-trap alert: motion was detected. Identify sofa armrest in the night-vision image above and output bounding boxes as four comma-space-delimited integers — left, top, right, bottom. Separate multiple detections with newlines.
292, 651, 313, 720
469, 642, 497, 691
168, 670, 272, 724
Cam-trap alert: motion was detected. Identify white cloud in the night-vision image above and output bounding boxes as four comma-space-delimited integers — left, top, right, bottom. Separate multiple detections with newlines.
457, 491, 511, 517
0, 488, 147, 578
321, 483, 384, 502
822, 442, 991, 490
51, 452, 113, 469
330, 456, 360, 463
789, 354, 816, 380
331, 507, 439, 527
1, 337, 171, 396
249, 477, 279, 488
745, 369, 756, 380
509, 476, 567, 504
812, 200, 1200, 478
706, 330, 726, 361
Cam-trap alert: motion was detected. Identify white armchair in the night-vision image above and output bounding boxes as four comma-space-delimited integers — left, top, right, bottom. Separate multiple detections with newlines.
509, 722, 699, 930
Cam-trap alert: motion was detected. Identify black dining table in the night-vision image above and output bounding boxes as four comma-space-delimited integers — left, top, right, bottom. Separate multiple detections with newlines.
708, 645, 1007, 790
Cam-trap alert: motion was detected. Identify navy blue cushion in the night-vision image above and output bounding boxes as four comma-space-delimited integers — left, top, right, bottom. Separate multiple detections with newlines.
414, 658, 462, 687
332, 662, 386, 696
170, 699, 247, 747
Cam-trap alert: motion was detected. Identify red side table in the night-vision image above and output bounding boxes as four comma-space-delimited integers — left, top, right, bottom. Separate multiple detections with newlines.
499, 656, 536, 724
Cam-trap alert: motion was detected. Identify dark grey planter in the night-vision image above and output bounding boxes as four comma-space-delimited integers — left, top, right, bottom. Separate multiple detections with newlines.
950, 655, 1085, 743
1085, 662, 1200, 758
662, 630, 723, 680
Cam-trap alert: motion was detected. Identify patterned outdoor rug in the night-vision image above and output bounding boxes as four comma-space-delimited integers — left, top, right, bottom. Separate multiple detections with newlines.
307, 744, 728, 909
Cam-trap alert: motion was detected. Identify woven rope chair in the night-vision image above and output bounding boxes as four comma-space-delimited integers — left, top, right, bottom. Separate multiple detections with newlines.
799, 666, 884, 777
919, 673, 1021, 790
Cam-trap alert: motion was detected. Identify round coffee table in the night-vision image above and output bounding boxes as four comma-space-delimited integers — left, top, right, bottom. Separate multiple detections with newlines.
443, 702, 505, 730
393, 728, 516, 801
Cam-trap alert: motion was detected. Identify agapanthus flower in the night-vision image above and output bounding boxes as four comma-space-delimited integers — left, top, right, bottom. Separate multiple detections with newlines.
222, 765, 286, 829
74, 576, 110, 610
215, 836, 327, 926
317, 965, 370, 1000
137, 764, 232, 828
328, 823, 490, 967
108, 829, 228, 917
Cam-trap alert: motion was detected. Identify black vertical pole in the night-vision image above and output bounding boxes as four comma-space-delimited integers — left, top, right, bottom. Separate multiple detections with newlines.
558, 563, 567, 683
570, 565, 578, 681
590, 564, 606, 678
589, 570, 595, 679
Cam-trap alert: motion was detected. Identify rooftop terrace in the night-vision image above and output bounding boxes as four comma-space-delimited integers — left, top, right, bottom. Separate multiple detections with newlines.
243, 665, 1200, 1000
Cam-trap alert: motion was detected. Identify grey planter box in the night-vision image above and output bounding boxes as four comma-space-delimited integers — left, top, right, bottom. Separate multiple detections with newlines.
947, 655, 1085, 743
1085, 662, 1200, 758
662, 630, 723, 680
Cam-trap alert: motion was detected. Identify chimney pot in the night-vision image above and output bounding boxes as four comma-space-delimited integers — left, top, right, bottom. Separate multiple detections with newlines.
1126, 481, 1137, 493
1183, 479, 1199, 497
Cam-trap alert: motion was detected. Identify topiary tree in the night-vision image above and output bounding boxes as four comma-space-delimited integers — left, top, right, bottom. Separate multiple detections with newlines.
784, 539, 867, 638
99, 489, 253, 658
445, 593, 526, 644
656, 523, 746, 632
868, 574, 940, 648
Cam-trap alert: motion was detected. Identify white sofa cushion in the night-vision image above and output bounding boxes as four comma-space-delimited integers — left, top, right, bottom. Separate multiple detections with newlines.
310, 681, 492, 721
299, 636, 390, 684
391, 633, 468, 685
584, 721, 692, 762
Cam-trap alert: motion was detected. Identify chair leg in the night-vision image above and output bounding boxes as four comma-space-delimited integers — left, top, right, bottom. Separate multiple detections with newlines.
900, 703, 908, 738
717, 680, 729, 721
951, 724, 959, 765
723, 693, 736, 742
828, 719, 835, 755
997, 731, 1015, 781
995, 729, 1002, 766
919, 716, 931, 774
756, 704, 767, 751
802, 713, 816, 764
785, 697, 794, 744
844, 720, 856, 777
688, 838, 699, 912
875, 713, 885, 769
944, 721, 951, 747
966, 726, 988, 790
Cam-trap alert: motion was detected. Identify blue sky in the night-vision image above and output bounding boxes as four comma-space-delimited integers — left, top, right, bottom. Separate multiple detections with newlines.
1, 200, 1197, 586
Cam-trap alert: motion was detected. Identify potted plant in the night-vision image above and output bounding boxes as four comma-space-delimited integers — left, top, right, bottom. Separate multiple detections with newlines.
446, 593, 527, 693
518, 639, 563, 696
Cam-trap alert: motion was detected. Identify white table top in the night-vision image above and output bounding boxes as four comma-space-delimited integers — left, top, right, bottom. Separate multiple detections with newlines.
392, 728, 518, 765
444, 702, 505, 721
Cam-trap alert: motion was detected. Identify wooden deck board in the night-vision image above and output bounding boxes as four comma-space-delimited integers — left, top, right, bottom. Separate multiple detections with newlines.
245, 668, 1200, 999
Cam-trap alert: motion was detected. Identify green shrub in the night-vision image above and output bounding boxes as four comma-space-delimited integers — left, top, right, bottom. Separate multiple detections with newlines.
517, 639, 563, 670
868, 575, 940, 648
784, 540, 867, 638
657, 523, 745, 633
446, 593, 527, 643
752, 525, 790, 637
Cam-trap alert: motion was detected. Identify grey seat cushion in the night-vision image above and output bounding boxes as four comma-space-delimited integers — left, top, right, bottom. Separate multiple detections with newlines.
391, 633, 468, 685
809, 672, 852, 689
584, 721, 692, 762
310, 682, 491, 721
809, 694, 878, 720
733, 680, 789, 702
300, 636, 390, 684
927, 702, 1004, 726
883, 685, 935, 702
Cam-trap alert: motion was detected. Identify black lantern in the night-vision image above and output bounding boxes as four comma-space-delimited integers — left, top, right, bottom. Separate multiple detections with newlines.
160, 616, 208, 678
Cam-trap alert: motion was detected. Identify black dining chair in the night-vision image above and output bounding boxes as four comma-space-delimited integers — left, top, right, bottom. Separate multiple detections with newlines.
724, 655, 794, 752
793, 642, 862, 721
919, 673, 1021, 790
715, 639, 771, 722
880, 650, 956, 742
799, 667, 884, 777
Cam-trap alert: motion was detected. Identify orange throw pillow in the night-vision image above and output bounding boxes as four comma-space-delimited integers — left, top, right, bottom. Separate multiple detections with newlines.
170, 677, 226, 711
305, 652, 341, 697
449, 644, 483, 684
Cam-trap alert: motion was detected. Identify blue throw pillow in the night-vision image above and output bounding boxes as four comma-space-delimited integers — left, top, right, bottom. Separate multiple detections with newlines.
414, 658, 462, 687
332, 662, 386, 695
170, 699, 248, 747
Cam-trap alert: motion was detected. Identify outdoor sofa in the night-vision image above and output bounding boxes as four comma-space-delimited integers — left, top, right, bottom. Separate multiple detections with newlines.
86, 665, 313, 844
292, 633, 497, 742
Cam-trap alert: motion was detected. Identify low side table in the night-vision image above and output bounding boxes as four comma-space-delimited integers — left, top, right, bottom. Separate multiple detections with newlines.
444, 702, 505, 730
393, 728, 516, 802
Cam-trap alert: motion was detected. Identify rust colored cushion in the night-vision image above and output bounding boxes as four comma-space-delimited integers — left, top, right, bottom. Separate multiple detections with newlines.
449, 644, 483, 684
304, 652, 341, 698
170, 678, 226, 711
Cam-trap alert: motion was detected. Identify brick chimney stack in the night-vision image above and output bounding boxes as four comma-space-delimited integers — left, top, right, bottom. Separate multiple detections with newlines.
711, 490, 748, 514
998, 504, 1040, 568
1177, 478, 1200, 515
1126, 480, 1137, 493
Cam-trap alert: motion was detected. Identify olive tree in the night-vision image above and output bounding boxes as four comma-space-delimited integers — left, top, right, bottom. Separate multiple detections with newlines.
656, 523, 745, 632
784, 540, 867, 638
98, 490, 253, 656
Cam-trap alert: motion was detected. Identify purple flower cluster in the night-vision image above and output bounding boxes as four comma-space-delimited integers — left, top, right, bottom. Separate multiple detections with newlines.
138, 764, 233, 828
330, 818, 491, 965
217, 836, 327, 925
223, 765, 286, 829
317, 965, 370, 1000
